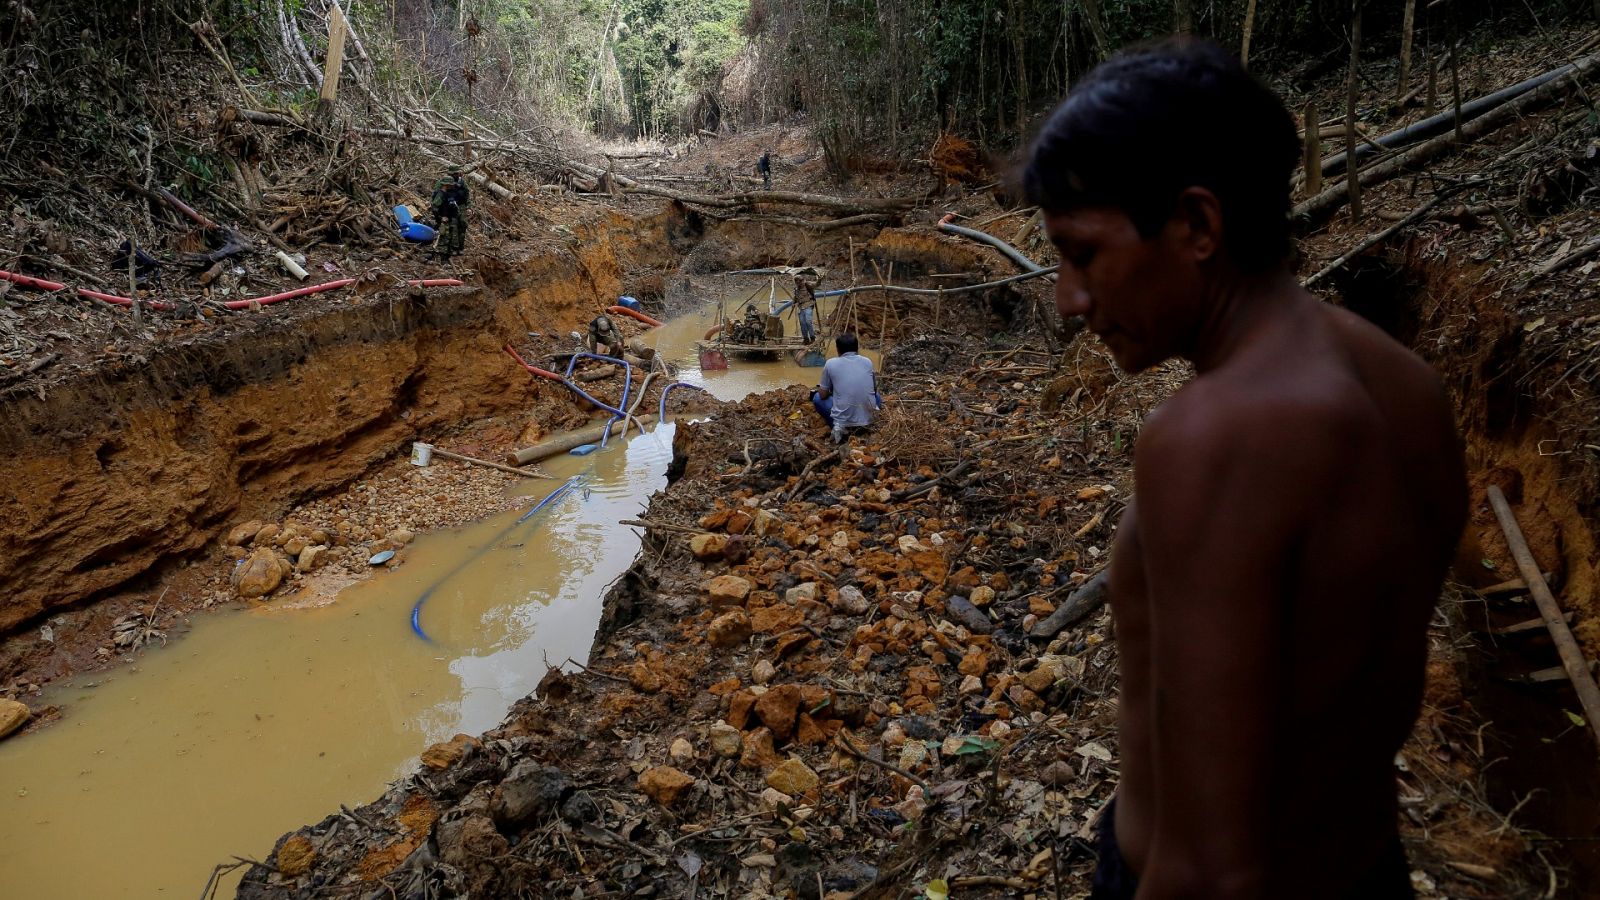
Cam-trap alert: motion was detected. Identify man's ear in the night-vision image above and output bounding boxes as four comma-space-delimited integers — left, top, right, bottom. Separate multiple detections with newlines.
1171, 187, 1223, 264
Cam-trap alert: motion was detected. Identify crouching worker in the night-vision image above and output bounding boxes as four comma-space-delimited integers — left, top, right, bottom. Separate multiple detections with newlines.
810, 333, 882, 444
586, 314, 626, 359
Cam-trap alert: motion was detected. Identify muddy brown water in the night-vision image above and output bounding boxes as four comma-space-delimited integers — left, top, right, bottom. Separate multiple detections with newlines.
0, 292, 863, 898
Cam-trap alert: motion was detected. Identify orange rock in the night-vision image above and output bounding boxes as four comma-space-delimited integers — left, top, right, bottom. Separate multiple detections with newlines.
739, 726, 779, 770
700, 508, 735, 530
704, 575, 753, 607
958, 648, 991, 676
905, 665, 942, 699
773, 631, 814, 659
689, 533, 730, 560
420, 733, 480, 770
708, 609, 752, 648
708, 677, 742, 696
726, 510, 754, 535
638, 766, 696, 806
275, 834, 316, 877
1030, 595, 1057, 617
794, 713, 828, 746
858, 550, 904, 575
908, 550, 949, 585
766, 757, 820, 796
751, 604, 804, 634
948, 566, 981, 590
754, 683, 802, 741
798, 684, 832, 712
728, 689, 759, 729
628, 660, 663, 693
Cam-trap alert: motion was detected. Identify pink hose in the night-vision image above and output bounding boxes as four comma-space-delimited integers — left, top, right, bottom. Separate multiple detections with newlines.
504, 344, 564, 381
607, 305, 664, 328
0, 269, 462, 312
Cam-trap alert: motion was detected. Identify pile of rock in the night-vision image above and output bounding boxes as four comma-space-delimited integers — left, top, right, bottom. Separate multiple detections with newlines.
221, 519, 415, 600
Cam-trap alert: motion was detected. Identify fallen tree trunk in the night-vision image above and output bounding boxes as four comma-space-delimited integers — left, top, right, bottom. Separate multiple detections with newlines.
508, 416, 658, 466
1304, 193, 1452, 287
1030, 570, 1109, 640
562, 159, 914, 213
721, 213, 892, 231
1321, 57, 1587, 177
1294, 49, 1600, 228
1487, 485, 1600, 755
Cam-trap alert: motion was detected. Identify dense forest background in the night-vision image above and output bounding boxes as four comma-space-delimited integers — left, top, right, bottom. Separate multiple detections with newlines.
1, 0, 1594, 179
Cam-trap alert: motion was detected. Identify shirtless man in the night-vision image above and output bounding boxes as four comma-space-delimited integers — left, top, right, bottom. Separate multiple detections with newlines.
1023, 41, 1467, 899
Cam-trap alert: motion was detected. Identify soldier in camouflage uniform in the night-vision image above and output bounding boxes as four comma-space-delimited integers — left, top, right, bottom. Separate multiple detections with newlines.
430, 172, 470, 259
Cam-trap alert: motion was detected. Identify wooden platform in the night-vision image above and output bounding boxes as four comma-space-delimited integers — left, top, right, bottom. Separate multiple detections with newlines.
695, 339, 814, 359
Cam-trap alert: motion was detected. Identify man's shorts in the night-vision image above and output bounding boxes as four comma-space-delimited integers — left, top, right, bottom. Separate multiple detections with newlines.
1089, 798, 1415, 900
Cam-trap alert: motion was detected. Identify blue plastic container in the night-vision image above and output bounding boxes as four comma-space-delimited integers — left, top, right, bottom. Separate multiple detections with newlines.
393, 205, 438, 242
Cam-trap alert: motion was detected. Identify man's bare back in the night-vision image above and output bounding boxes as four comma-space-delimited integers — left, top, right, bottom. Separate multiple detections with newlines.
1023, 40, 1467, 898
1108, 285, 1465, 897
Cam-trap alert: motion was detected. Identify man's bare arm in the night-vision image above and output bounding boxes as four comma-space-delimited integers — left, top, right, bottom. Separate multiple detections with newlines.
1132, 395, 1346, 898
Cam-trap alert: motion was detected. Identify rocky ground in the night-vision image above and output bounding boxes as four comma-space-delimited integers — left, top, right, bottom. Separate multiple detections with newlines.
236, 331, 1548, 899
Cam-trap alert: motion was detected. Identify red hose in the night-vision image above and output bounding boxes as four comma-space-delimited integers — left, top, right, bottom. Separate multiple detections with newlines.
503, 344, 564, 381
0, 269, 172, 309
221, 278, 356, 309
0, 269, 462, 313
607, 305, 664, 328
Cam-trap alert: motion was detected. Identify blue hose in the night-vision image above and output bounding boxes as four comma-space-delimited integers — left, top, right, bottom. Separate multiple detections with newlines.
562, 352, 633, 449
562, 352, 633, 415
409, 475, 584, 641
658, 381, 710, 422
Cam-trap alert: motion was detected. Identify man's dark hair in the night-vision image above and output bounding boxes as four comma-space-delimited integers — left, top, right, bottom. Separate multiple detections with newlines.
1022, 39, 1299, 271
836, 332, 859, 354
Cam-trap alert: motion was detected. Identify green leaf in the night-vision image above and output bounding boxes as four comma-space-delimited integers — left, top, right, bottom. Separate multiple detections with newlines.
954, 736, 1000, 755
1566, 710, 1587, 728
1481, 558, 1496, 569
924, 879, 950, 900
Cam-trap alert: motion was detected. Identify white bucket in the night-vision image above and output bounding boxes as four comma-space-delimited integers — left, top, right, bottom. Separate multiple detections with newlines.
410, 442, 434, 466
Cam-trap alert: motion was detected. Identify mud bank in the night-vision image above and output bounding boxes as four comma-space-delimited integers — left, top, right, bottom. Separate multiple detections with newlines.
0, 204, 992, 638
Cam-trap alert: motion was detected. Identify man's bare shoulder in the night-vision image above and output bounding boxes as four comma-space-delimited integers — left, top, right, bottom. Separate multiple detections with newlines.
1139, 366, 1371, 475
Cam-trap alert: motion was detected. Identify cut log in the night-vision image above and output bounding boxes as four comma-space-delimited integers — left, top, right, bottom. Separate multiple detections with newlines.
1029, 570, 1109, 640
509, 416, 658, 466
721, 213, 891, 231
1321, 59, 1587, 177
1304, 100, 1323, 195
319, 2, 349, 106
1294, 49, 1600, 228
1304, 193, 1450, 287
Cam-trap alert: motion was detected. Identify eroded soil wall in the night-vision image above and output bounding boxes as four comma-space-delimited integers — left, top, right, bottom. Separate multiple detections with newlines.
0, 207, 997, 635
0, 208, 672, 632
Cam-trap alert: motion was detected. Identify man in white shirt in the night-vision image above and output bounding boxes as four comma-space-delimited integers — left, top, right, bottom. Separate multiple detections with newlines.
810, 333, 882, 443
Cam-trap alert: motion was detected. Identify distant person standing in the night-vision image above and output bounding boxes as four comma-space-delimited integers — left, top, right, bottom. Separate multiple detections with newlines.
758, 150, 772, 190
430, 171, 470, 260
810, 333, 881, 444
793, 272, 819, 343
